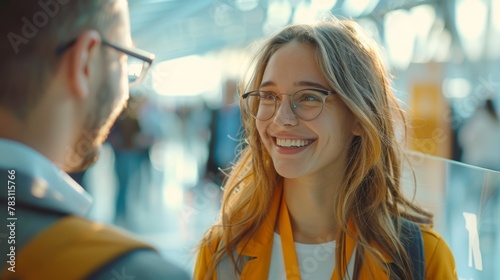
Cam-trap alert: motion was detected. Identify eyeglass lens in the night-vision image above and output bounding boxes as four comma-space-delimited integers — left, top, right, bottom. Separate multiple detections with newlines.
128, 56, 149, 87
245, 89, 326, 121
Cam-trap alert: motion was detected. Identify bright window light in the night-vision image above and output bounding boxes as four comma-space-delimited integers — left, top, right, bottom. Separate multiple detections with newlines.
456, 0, 487, 60
311, 0, 338, 11
293, 0, 338, 24
494, 0, 500, 31
434, 29, 452, 62
443, 78, 471, 99
293, 1, 317, 24
342, 0, 378, 17
456, 0, 487, 40
384, 10, 416, 69
411, 4, 436, 63
411, 4, 436, 41
152, 55, 221, 96
264, 0, 292, 33
235, 0, 259, 11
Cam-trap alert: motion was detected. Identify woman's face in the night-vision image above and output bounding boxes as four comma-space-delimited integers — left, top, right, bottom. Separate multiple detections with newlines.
256, 41, 360, 180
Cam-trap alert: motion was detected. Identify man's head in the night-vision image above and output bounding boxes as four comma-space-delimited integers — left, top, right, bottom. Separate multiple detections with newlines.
0, 0, 134, 172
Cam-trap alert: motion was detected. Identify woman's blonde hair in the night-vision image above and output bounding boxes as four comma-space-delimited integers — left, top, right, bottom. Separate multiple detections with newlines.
200, 18, 432, 280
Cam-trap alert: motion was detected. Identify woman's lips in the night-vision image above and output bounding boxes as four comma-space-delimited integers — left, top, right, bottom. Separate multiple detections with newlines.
276, 138, 312, 148
272, 137, 316, 154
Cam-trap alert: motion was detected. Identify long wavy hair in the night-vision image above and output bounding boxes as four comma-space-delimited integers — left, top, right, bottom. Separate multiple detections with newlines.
199, 18, 432, 280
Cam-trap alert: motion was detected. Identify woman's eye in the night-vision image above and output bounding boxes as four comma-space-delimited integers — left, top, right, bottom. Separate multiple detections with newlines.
259, 92, 275, 100
299, 94, 321, 102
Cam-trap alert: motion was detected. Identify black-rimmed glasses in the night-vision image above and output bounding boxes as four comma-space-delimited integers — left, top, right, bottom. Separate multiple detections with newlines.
56, 39, 155, 87
242, 88, 333, 121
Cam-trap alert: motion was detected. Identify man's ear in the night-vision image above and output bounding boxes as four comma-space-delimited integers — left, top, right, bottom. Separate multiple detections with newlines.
66, 30, 102, 99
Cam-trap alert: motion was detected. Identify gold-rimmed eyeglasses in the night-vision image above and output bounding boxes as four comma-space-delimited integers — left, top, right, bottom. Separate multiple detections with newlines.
242, 88, 333, 121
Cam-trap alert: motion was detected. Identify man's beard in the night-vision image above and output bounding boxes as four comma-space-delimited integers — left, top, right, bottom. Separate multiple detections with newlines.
65, 79, 127, 172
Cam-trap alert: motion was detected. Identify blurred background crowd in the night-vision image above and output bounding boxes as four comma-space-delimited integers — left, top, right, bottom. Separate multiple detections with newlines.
70, 0, 500, 278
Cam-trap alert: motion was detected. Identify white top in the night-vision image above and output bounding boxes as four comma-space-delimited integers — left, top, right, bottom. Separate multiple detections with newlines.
0, 139, 92, 216
268, 232, 356, 280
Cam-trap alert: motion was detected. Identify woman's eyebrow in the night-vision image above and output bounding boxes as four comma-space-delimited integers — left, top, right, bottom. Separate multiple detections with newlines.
295, 81, 329, 90
259, 80, 329, 90
259, 81, 276, 88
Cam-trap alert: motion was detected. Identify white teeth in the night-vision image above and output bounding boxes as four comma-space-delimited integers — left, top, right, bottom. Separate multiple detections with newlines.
276, 138, 311, 148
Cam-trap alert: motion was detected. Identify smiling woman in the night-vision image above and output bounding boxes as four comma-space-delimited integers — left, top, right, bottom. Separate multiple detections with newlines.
194, 18, 458, 280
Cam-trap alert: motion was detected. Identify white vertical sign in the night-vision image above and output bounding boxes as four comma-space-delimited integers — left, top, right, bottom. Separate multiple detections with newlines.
463, 212, 483, 271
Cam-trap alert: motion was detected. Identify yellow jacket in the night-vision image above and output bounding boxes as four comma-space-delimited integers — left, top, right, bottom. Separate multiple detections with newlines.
194, 188, 458, 279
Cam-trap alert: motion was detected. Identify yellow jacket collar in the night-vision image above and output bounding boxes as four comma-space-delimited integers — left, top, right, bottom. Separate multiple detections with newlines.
236, 186, 283, 257
233, 187, 393, 279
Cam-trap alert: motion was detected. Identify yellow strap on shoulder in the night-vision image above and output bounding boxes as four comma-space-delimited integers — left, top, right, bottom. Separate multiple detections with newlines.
2, 215, 154, 280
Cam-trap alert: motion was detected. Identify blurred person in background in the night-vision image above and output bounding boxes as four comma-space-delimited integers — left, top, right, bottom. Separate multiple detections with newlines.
458, 97, 500, 171
108, 95, 154, 227
195, 19, 457, 279
0, 0, 189, 279
206, 79, 243, 186
179, 99, 212, 187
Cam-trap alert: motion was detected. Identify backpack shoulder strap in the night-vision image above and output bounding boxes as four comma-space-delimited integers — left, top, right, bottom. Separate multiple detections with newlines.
394, 218, 425, 280
2, 215, 154, 280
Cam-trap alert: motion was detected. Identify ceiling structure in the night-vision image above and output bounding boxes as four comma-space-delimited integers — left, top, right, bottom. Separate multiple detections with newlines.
128, 0, 500, 65
129, 0, 267, 62
128, 0, 456, 63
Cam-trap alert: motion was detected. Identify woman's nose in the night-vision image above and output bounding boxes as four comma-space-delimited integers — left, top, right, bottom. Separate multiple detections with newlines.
273, 95, 298, 126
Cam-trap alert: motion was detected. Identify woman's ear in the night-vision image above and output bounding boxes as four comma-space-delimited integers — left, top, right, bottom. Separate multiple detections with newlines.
352, 121, 362, 136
